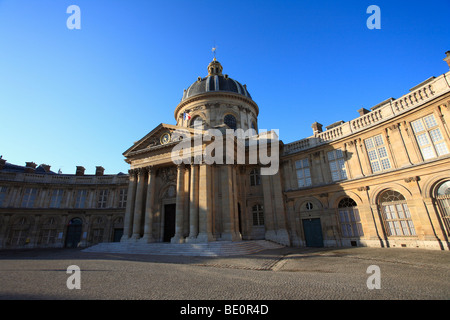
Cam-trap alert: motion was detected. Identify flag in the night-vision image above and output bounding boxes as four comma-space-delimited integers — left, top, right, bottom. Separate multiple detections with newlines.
183, 112, 191, 120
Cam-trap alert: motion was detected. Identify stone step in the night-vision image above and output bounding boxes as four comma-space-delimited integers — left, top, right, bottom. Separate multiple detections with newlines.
82, 240, 284, 256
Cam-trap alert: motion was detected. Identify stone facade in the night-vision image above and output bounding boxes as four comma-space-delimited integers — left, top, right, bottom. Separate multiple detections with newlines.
2, 53, 450, 251
121, 55, 450, 250
281, 69, 450, 250
0, 162, 128, 249
121, 59, 289, 245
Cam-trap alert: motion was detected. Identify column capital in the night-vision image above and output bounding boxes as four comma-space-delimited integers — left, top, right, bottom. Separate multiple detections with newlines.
176, 163, 188, 171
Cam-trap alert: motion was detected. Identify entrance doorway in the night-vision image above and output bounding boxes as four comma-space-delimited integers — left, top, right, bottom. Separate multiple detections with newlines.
302, 218, 324, 247
163, 204, 176, 242
65, 218, 83, 248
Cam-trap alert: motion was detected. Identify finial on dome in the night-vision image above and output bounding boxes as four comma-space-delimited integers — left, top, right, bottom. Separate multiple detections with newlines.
212, 45, 217, 59
207, 58, 223, 76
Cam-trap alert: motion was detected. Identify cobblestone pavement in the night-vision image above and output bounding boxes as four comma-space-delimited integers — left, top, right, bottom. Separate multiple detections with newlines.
0, 246, 449, 301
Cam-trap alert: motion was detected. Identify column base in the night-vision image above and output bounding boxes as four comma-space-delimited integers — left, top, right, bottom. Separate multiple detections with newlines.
219, 232, 242, 242
140, 235, 156, 243
130, 234, 141, 241
185, 236, 199, 243
196, 232, 215, 242
120, 235, 130, 243
170, 235, 185, 244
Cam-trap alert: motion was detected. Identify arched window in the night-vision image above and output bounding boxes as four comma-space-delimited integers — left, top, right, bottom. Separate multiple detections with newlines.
250, 168, 260, 186
224, 114, 237, 130
252, 204, 264, 226
337, 197, 363, 237
378, 190, 416, 236
435, 181, 450, 234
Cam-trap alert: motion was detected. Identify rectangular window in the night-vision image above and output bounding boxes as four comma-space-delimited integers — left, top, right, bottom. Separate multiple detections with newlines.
21, 188, 37, 208
327, 149, 347, 181
118, 188, 127, 208
41, 229, 56, 244
382, 203, 416, 236
252, 205, 264, 226
97, 189, 109, 208
364, 134, 391, 173
49, 189, 64, 208
411, 114, 449, 160
92, 228, 104, 244
295, 158, 311, 188
75, 190, 88, 208
338, 208, 364, 237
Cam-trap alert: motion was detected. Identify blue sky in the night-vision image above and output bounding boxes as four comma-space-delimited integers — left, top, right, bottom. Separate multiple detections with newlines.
0, 0, 449, 174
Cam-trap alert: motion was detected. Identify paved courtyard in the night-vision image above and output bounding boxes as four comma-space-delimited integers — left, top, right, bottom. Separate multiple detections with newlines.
0, 245, 449, 302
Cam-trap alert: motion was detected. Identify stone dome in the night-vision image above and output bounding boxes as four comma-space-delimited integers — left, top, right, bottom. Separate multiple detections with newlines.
181, 58, 252, 101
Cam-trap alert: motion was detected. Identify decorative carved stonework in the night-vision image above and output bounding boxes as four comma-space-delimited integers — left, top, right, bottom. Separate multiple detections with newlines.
159, 167, 176, 183
165, 185, 176, 198
404, 176, 420, 183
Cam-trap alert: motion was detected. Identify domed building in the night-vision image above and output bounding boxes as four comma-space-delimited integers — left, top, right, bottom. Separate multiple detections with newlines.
1, 53, 450, 251
175, 58, 258, 132
121, 58, 290, 245
121, 53, 450, 251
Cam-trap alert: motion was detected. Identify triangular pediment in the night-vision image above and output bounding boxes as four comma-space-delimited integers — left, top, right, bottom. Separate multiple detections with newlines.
123, 123, 185, 157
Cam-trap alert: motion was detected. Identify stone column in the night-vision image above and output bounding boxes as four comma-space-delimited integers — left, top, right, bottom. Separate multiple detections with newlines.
232, 165, 241, 240
142, 166, 156, 243
186, 164, 199, 242
131, 168, 145, 240
171, 165, 185, 243
262, 172, 290, 246
121, 169, 137, 241
197, 164, 214, 242
220, 165, 236, 241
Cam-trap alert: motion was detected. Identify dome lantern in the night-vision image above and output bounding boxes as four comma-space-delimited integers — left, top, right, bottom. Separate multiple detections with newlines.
207, 57, 223, 76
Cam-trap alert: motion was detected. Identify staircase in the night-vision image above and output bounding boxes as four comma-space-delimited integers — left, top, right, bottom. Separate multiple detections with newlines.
82, 240, 284, 257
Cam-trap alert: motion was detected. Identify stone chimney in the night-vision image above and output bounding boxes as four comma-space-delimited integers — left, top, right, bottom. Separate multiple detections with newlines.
358, 108, 370, 116
311, 122, 323, 136
75, 166, 85, 176
95, 166, 105, 176
0, 157, 6, 170
444, 51, 450, 70
25, 162, 37, 173
40, 164, 51, 173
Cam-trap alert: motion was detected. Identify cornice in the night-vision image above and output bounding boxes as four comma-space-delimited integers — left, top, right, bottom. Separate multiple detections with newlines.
174, 91, 259, 119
